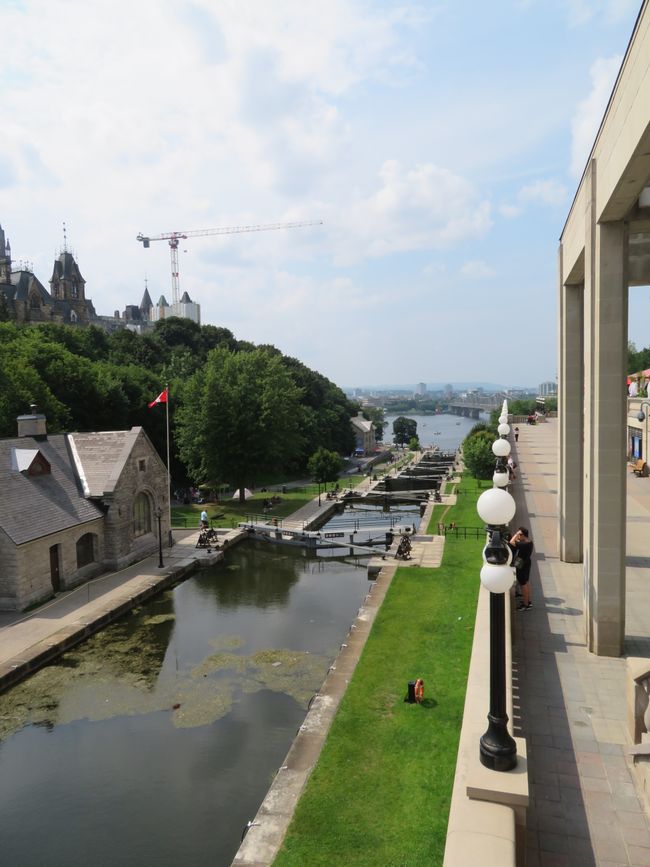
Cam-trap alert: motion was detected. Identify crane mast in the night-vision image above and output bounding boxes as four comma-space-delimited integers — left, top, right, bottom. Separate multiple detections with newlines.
136, 220, 322, 306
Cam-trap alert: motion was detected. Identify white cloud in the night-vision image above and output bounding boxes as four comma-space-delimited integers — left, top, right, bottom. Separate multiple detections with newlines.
328, 160, 492, 265
499, 203, 522, 219
460, 260, 495, 279
570, 55, 622, 177
566, 0, 638, 27
519, 179, 568, 206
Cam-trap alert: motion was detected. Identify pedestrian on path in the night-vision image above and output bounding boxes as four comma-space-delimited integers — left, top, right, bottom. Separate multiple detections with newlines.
509, 527, 534, 610
514, 426, 519, 442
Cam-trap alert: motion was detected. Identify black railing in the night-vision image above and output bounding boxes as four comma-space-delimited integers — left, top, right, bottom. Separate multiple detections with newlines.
438, 523, 486, 539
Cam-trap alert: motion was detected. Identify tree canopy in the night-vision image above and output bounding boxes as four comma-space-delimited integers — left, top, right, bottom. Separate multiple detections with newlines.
463, 429, 496, 480
0, 318, 356, 491
307, 447, 343, 487
392, 416, 417, 446
175, 347, 303, 502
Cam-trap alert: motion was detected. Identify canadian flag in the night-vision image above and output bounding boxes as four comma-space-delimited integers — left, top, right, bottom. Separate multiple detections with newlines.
148, 388, 168, 409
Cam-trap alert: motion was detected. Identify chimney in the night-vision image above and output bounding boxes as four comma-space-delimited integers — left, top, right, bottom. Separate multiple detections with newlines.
17, 404, 47, 438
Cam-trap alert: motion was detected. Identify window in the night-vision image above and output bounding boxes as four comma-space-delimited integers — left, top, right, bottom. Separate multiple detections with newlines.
76, 533, 96, 568
133, 492, 152, 537
138, 459, 146, 472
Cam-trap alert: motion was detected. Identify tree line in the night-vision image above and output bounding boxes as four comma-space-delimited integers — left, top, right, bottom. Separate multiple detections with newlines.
0, 318, 357, 495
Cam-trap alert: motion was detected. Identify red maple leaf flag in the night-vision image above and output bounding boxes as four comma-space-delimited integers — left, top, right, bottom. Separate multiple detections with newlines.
148, 388, 168, 409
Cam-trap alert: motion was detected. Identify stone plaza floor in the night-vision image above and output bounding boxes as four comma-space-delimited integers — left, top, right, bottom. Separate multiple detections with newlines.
512, 418, 650, 867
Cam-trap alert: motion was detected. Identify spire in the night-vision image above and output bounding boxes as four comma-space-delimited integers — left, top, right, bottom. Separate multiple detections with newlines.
140, 278, 153, 312
62, 221, 68, 253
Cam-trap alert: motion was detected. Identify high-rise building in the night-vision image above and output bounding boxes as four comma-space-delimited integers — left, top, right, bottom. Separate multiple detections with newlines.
539, 380, 558, 397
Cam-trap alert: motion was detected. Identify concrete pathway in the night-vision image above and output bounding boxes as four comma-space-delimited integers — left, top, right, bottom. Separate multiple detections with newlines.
511, 419, 650, 867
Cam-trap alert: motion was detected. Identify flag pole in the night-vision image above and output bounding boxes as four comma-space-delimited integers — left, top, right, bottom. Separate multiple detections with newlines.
166, 382, 172, 547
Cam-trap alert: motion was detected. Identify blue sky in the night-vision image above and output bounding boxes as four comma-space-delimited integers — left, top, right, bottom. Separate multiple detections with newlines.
0, 0, 646, 388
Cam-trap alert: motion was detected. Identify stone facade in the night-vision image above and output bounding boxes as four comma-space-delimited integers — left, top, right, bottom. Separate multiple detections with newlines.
0, 413, 170, 611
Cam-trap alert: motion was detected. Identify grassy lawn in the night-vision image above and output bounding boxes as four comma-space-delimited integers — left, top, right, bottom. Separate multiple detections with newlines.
172, 476, 367, 529
426, 476, 483, 535
274, 474, 485, 867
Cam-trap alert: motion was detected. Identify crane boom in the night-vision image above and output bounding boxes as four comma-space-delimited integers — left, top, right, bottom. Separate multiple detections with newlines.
136, 219, 323, 307
137, 219, 322, 245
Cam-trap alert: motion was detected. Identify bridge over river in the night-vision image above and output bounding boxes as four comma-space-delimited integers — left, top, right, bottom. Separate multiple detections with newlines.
441, 398, 499, 418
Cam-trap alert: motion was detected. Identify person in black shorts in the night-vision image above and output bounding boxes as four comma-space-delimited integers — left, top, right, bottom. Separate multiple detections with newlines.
510, 527, 534, 610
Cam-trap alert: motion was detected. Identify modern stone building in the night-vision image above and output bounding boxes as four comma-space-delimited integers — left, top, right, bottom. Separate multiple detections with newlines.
558, 0, 650, 656
0, 407, 170, 610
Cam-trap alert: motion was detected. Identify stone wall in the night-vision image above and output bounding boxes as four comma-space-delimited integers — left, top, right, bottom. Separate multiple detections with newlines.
0, 518, 105, 610
102, 431, 170, 570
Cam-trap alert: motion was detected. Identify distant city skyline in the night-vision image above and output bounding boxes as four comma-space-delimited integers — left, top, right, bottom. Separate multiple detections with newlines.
0, 1, 646, 387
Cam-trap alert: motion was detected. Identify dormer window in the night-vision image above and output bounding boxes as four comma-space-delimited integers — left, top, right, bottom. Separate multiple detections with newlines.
11, 448, 51, 476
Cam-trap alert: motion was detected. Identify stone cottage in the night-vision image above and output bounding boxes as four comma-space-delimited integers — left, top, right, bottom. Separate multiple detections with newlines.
350, 411, 376, 455
0, 407, 170, 610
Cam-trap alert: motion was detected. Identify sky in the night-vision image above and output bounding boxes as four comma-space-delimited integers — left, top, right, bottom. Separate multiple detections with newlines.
0, 0, 647, 390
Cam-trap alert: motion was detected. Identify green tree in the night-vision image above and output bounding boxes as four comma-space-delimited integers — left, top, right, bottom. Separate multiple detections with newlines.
408, 436, 420, 451
175, 347, 303, 502
307, 447, 342, 490
463, 430, 495, 480
392, 416, 417, 446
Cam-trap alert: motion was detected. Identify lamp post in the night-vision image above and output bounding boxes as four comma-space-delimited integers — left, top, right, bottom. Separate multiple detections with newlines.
155, 506, 164, 569
636, 402, 650, 464
318, 480, 322, 507
475, 412, 518, 772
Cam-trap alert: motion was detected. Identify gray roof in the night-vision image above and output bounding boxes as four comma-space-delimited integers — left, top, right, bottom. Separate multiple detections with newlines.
8, 270, 53, 305
351, 415, 373, 433
0, 435, 104, 545
179, 291, 192, 303
140, 287, 153, 311
68, 429, 141, 497
50, 251, 85, 284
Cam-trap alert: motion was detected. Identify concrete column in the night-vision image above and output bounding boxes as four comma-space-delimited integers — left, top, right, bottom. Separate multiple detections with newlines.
583, 169, 628, 655
558, 242, 584, 562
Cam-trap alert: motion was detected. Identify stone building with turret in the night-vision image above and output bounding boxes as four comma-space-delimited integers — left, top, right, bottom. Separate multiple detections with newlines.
0, 223, 96, 326
0, 221, 200, 329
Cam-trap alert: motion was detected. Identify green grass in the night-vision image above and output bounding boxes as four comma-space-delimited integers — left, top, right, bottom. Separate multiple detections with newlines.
426, 475, 486, 535
172, 475, 368, 529
274, 474, 484, 867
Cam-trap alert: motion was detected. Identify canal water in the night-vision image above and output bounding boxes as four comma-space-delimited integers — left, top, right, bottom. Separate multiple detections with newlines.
383, 412, 487, 451
0, 542, 372, 867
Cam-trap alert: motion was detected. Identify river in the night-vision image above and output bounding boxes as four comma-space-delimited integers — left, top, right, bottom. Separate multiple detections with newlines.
383, 411, 487, 451
0, 542, 371, 867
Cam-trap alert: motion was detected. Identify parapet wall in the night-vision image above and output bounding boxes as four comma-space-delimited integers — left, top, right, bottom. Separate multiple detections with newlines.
444, 585, 529, 867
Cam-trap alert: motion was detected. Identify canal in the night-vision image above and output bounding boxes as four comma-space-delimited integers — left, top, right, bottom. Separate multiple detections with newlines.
0, 542, 372, 867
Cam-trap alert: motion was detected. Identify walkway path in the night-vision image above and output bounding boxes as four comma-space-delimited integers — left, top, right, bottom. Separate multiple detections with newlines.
512, 419, 650, 867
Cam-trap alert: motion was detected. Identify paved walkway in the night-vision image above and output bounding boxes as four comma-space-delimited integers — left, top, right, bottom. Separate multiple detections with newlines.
512, 418, 650, 867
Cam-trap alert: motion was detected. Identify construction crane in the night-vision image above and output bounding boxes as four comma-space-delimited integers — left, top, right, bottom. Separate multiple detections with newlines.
136, 220, 322, 306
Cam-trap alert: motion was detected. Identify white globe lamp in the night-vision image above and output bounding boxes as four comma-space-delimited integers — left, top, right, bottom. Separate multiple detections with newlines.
480, 563, 514, 593
493, 469, 509, 488
498, 423, 510, 437
477, 487, 516, 526
492, 438, 511, 458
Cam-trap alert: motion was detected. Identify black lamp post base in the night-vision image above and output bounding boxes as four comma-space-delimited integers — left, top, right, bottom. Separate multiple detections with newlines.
480, 715, 517, 771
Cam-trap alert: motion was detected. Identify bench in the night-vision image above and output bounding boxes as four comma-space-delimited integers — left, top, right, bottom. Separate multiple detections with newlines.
631, 459, 647, 477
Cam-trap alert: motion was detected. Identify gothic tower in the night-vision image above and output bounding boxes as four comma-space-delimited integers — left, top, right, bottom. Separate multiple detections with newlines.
0, 224, 11, 285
